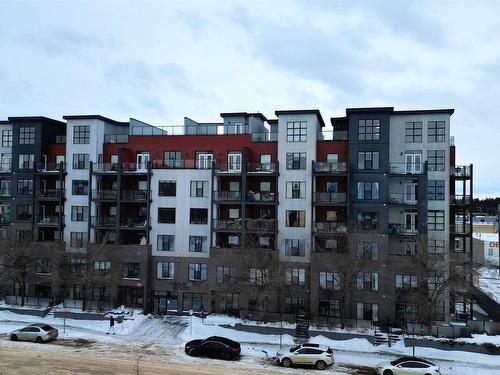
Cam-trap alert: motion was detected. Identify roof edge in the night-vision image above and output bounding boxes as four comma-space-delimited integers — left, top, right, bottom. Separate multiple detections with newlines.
274, 109, 325, 127
63, 115, 129, 126
8, 116, 66, 126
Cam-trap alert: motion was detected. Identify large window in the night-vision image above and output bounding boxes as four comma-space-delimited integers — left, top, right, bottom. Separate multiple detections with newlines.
356, 272, 379, 290
286, 152, 306, 170
156, 262, 175, 279
319, 300, 341, 317
16, 205, 32, 220
357, 181, 379, 200
189, 235, 207, 252
285, 268, 306, 287
357, 151, 379, 170
36, 258, 52, 274
159, 180, 176, 196
122, 263, 140, 279
285, 210, 305, 227
2, 130, 12, 147
73, 125, 90, 144
190, 181, 208, 197
319, 272, 341, 290
188, 263, 207, 281
356, 241, 379, 260
70, 232, 86, 248
71, 206, 88, 221
405, 122, 422, 143
356, 212, 379, 230
158, 208, 175, 223
286, 121, 307, 142
428, 270, 444, 290
396, 274, 418, 289
190, 208, 208, 224
428, 210, 445, 231
428, 180, 445, 200
19, 126, 35, 145
286, 181, 306, 198
72, 153, 89, 169
216, 266, 236, 285
18, 154, 34, 170
17, 179, 33, 195
358, 119, 380, 141
164, 151, 182, 168
428, 121, 445, 142
427, 150, 445, 171
285, 297, 305, 314
157, 235, 175, 251
285, 239, 305, 256
72, 180, 88, 195
428, 239, 445, 254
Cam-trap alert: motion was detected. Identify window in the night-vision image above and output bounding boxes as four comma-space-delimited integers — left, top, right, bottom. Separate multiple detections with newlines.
260, 181, 271, 192
356, 241, 379, 260
159, 180, 176, 196
1, 153, 11, 172
36, 258, 52, 274
357, 272, 379, 291
428, 180, 445, 200
319, 272, 341, 290
356, 212, 379, 230
219, 293, 238, 311
122, 263, 140, 279
158, 208, 175, 223
428, 121, 446, 142
428, 210, 445, 231
17, 179, 33, 195
189, 236, 207, 252
72, 180, 88, 195
249, 268, 268, 286
286, 268, 306, 287
216, 266, 235, 285
164, 151, 182, 168
2, 130, 12, 147
285, 297, 305, 314
286, 181, 306, 198
157, 235, 175, 251
228, 208, 239, 219
260, 154, 271, 170
319, 300, 341, 317
188, 263, 207, 281
285, 239, 305, 256
0, 180, 11, 196
190, 208, 208, 224
396, 274, 418, 289
357, 181, 379, 200
71, 206, 88, 222
182, 292, 204, 312
73, 125, 90, 144
428, 240, 444, 254
228, 235, 240, 247
55, 135, 66, 144
427, 150, 445, 171
428, 270, 444, 290
286, 121, 307, 142
195, 152, 213, 169
70, 232, 86, 248
92, 286, 110, 301
19, 126, 35, 145
156, 262, 175, 279
358, 119, 380, 141
285, 210, 305, 227
72, 154, 89, 169
286, 152, 306, 170
18, 154, 34, 169
325, 239, 338, 252
190, 181, 208, 197
404, 240, 417, 256
357, 151, 379, 170
94, 260, 111, 272
16, 205, 32, 220
405, 122, 422, 143
357, 302, 378, 321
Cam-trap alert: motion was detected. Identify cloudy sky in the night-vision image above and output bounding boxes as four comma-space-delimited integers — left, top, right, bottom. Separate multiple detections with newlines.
0, 0, 499, 197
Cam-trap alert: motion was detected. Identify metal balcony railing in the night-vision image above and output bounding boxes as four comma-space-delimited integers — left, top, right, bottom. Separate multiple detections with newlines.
247, 162, 277, 173
313, 222, 348, 233
93, 163, 119, 173
36, 162, 66, 172
389, 163, 425, 175
313, 192, 347, 204
212, 219, 243, 231
215, 191, 242, 202
245, 218, 276, 232
91, 216, 116, 227
36, 215, 64, 225
313, 161, 348, 173
451, 165, 471, 178
121, 218, 148, 228
38, 189, 64, 199
121, 190, 148, 201
214, 163, 242, 174
92, 190, 118, 200
246, 191, 276, 203
151, 159, 198, 169
388, 224, 417, 236
450, 195, 472, 205
122, 162, 150, 173
104, 134, 129, 144
388, 193, 418, 205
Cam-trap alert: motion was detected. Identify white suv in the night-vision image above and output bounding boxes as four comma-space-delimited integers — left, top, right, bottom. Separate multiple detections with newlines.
276, 343, 334, 370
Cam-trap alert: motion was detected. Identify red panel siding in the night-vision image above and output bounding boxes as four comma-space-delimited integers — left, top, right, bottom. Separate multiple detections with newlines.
316, 140, 348, 162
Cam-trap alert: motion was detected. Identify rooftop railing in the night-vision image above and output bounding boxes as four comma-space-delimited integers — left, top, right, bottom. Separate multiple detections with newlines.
130, 124, 249, 136
451, 165, 471, 178
251, 132, 278, 142
317, 131, 349, 141
104, 134, 129, 144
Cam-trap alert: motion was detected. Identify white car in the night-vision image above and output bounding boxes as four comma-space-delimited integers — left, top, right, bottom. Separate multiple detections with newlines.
376, 356, 441, 375
276, 343, 334, 370
10, 323, 58, 343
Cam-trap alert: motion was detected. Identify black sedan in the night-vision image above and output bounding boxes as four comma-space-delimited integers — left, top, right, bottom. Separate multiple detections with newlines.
185, 336, 241, 360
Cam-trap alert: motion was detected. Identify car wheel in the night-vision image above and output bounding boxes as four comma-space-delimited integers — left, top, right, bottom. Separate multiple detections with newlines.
383, 370, 393, 375
10, 334, 17, 341
35, 336, 43, 344
315, 361, 327, 370
188, 348, 198, 357
281, 358, 292, 368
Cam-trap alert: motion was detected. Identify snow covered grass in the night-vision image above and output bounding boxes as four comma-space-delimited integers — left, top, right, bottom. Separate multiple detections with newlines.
403, 333, 500, 348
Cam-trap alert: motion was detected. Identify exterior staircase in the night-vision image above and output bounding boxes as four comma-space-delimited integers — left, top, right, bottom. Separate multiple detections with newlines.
295, 316, 310, 340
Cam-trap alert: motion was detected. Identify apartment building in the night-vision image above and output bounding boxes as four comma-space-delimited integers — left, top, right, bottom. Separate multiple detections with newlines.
0, 108, 473, 327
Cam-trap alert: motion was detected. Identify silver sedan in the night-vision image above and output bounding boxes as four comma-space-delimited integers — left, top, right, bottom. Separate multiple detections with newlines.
10, 323, 58, 343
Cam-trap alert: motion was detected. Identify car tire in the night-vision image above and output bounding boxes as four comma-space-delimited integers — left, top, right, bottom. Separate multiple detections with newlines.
188, 348, 198, 357
383, 370, 393, 375
281, 358, 292, 368
35, 336, 43, 344
315, 361, 327, 370
10, 334, 17, 341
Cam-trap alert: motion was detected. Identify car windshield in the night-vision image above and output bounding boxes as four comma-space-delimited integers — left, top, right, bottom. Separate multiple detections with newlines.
290, 345, 301, 352
40, 325, 54, 332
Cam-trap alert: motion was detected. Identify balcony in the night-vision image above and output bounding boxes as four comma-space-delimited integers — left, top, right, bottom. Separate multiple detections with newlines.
313, 222, 347, 234
121, 190, 148, 201
313, 192, 347, 205
388, 224, 417, 237
93, 163, 118, 173
120, 217, 148, 229
389, 163, 424, 175
388, 193, 418, 205
450, 195, 472, 206
245, 218, 276, 233
451, 165, 471, 178
0, 216, 12, 225
0, 189, 11, 198
152, 159, 200, 169
92, 190, 117, 200
213, 219, 243, 231
246, 191, 276, 204
317, 130, 348, 141
450, 223, 472, 236
0, 163, 11, 173
251, 132, 278, 142
313, 161, 348, 174
122, 162, 150, 173
36, 162, 66, 173
91, 216, 116, 227
247, 162, 278, 174
214, 191, 242, 203
38, 189, 64, 200
104, 134, 129, 144
214, 163, 242, 175
36, 215, 64, 226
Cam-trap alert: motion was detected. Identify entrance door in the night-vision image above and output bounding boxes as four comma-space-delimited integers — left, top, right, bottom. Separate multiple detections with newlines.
227, 152, 242, 173
136, 153, 150, 171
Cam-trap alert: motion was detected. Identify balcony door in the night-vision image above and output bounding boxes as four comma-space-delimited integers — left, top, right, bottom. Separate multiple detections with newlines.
404, 182, 417, 204
404, 212, 417, 233
227, 152, 242, 173
405, 153, 422, 174
1, 153, 11, 172
136, 152, 150, 171
196, 152, 213, 169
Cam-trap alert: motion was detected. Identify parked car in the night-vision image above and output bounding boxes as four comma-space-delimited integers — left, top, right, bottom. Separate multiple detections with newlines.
375, 356, 441, 375
185, 336, 241, 360
10, 323, 58, 343
276, 343, 334, 370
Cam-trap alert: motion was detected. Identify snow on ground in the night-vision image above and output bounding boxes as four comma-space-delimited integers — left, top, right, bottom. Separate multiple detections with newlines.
478, 267, 500, 304
403, 333, 500, 347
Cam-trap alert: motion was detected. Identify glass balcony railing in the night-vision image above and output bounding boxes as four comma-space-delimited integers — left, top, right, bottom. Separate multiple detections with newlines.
313, 162, 348, 173
121, 190, 149, 201
213, 219, 243, 231
214, 191, 242, 202
388, 224, 417, 236
313, 192, 347, 204
451, 165, 471, 178
245, 218, 276, 232
38, 189, 64, 199
388, 193, 418, 205
91, 216, 116, 227
36, 215, 64, 225
246, 191, 276, 203
313, 222, 347, 233
247, 162, 277, 173
92, 190, 118, 200
389, 163, 425, 175
450, 195, 472, 205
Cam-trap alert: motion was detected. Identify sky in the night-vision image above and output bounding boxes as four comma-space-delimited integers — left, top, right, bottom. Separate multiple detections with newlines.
0, 0, 499, 197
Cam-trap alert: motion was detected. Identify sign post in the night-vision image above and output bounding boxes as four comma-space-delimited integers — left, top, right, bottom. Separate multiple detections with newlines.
189, 309, 193, 337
